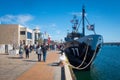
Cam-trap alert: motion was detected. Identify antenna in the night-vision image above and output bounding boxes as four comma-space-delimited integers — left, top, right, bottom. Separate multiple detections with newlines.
82, 5, 85, 36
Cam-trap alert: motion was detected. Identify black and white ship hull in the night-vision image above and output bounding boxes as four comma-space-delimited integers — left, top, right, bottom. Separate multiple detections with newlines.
64, 35, 103, 70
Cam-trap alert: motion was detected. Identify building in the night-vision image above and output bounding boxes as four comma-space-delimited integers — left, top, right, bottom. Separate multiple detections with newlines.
0, 24, 20, 45
0, 24, 40, 53
20, 27, 33, 45
33, 27, 40, 44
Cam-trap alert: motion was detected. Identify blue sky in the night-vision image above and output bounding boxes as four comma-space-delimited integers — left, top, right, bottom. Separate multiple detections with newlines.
0, 0, 120, 42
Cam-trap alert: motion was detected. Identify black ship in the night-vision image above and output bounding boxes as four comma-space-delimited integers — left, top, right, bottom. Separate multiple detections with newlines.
64, 6, 103, 70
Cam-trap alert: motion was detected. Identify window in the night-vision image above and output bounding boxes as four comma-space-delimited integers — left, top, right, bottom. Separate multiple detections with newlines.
20, 31, 25, 35
27, 32, 32, 39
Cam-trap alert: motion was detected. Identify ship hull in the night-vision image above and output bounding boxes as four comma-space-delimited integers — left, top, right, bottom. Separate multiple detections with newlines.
64, 35, 103, 70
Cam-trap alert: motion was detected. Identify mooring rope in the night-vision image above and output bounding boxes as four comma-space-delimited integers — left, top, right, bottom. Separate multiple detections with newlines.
76, 44, 89, 68
65, 43, 98, 70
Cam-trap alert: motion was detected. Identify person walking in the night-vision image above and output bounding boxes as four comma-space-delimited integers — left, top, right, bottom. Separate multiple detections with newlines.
36, 45, 42, 62
25, 45, 29, 59
42, 44, 48, 62
19, 44, 24, 58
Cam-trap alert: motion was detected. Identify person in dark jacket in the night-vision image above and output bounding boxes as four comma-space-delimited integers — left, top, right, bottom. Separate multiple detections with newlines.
25, 45, 29, 58
41, 44, 48, 62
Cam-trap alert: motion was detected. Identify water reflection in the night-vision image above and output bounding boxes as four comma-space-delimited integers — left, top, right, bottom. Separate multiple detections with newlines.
73, 69, 93, 80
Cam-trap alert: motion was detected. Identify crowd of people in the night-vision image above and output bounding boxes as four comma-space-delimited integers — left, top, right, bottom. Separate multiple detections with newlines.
36, 44, 48, 62
19, 43, 49, 62
19, 43, 65, 62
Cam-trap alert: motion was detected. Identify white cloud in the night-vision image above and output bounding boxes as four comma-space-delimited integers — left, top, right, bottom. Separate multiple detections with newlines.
0, 14, 34, 25
17, 14, 33, 24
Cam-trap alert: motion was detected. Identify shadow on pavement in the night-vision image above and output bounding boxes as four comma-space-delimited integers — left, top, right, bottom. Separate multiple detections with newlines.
0, 53, 9, 55
8, 57, 23, 59
47, 62, 60, 66
23, 60, 38, 62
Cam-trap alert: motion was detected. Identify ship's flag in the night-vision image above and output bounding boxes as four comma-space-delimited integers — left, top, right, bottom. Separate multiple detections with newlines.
87, 24, 94, 31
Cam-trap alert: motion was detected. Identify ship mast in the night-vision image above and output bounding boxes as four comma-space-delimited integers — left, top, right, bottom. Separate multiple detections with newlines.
82, 5, 85, 36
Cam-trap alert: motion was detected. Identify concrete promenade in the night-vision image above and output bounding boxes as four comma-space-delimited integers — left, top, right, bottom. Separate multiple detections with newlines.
0, 50, 64, 80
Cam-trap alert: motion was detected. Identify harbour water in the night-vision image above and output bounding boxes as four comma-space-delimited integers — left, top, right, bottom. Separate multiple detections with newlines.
73, 45, 120, 80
